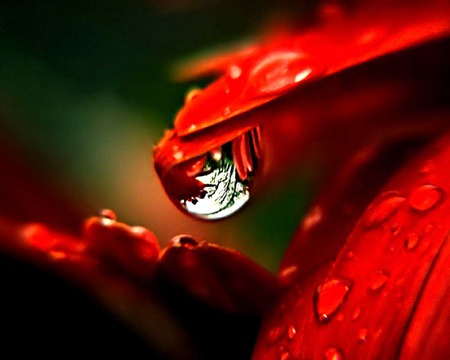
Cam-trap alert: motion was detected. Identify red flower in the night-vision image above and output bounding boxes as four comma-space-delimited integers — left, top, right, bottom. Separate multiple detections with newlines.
1, 0, 449, 359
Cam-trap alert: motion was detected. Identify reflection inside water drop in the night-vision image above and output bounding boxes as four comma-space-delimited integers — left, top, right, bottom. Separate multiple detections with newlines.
167, 128, 261, 220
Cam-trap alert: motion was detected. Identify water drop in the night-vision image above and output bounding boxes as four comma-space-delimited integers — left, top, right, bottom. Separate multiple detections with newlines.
279, 351, 290, 360
358, 328, 368, 342
351, 306, 361, 320
409, 184, 443, 212
245, 51, 323, 98
324, 347, 344, 360
368, 270, 389, 291
404, 232, 420, 251
172, 235, 198, 248
390, 223, 401, 236
184, 88, 202, 104
99, 209, 117, 221
229, 65, 242, 79
314, 278, 353, 323
162, 129, 261, 220
363, 195, 406, 228
287, 325, 297, 340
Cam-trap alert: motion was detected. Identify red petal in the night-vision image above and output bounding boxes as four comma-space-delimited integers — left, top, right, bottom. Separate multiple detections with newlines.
157, 235, 279, 314
254, 132, 450, 358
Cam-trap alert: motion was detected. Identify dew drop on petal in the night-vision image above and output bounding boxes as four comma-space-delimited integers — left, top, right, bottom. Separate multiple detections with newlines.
409, 184, 443, 212
246, 51, 322, 98
279, 351, 290, 360
404, 232, 420, 251
358, 328, 368, 343
324, 347, 344, 360
184, 88, 203, 104
99, 209, 117, 221
229, 65, 242, 79
351, 306, 361, 321
314, 278, 353, 323
363, 195, 406, 228
287, 325, 297, 340
368, 270, 389, 291
390, 223, 401, 236
172, 235, 199, 248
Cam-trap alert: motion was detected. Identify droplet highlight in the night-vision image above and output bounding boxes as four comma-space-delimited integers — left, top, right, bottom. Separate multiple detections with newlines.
363, 195, 406, 228
287, 325, 297, 340
404, 232, 420, 251
368, 270, 389, 291
314, 278, 353, 323
358, 328, 368, 343
324, 347, 344, 360
99, 209, 117, 221
163, 129, 261, 220
351, 306, 361, 321
409, 184, 443, 212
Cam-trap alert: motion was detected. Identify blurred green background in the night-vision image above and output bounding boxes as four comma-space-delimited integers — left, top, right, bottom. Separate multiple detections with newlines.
0, 0, 313, 271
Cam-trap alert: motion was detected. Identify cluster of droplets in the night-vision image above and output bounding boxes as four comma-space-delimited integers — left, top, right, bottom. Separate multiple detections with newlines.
310, 180, 444, 357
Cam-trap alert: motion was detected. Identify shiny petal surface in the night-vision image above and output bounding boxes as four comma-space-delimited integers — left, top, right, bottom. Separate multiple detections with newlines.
253, 132, 450, 359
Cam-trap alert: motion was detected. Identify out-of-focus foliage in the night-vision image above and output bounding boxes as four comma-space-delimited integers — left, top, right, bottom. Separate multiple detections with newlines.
0, 0, 314, 271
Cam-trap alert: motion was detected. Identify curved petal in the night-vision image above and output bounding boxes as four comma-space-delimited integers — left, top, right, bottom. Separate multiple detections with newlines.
157, 234, 280, 314
253, 132, 450, 359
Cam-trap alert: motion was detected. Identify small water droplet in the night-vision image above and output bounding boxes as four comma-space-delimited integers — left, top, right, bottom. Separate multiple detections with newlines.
336, 313, 344, 321
223, 106, 231, 115
324, 347, 344, 360
363, 195, 406, 228
351, 306, 361, 320
287, 325, 297, 340
279, 351, 290, 360
99, 209, 117, 221
358, 328, 368, 342
171, 235, 198, 248
368, 270, 389, 291
173, 150, 184, 160
346, 251, 354, 259
314, 278, 353, 323
404, 232, 420, 251
302, 206, 322, 230
229, 65, 242, 79
184, 88, 202, 104
390, 223, 401, 236
409, 184, 443, 212
279, 266, 298, 287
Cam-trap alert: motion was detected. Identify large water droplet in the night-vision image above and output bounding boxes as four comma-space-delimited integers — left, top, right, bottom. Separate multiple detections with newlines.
245, 51, 322, 98
363, 195, 406, 228
409, 184, 443, 212
314, 278, 353, 323
368, 270, 389, 291
163, 129, 261, 220
324, 347, 344, 360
